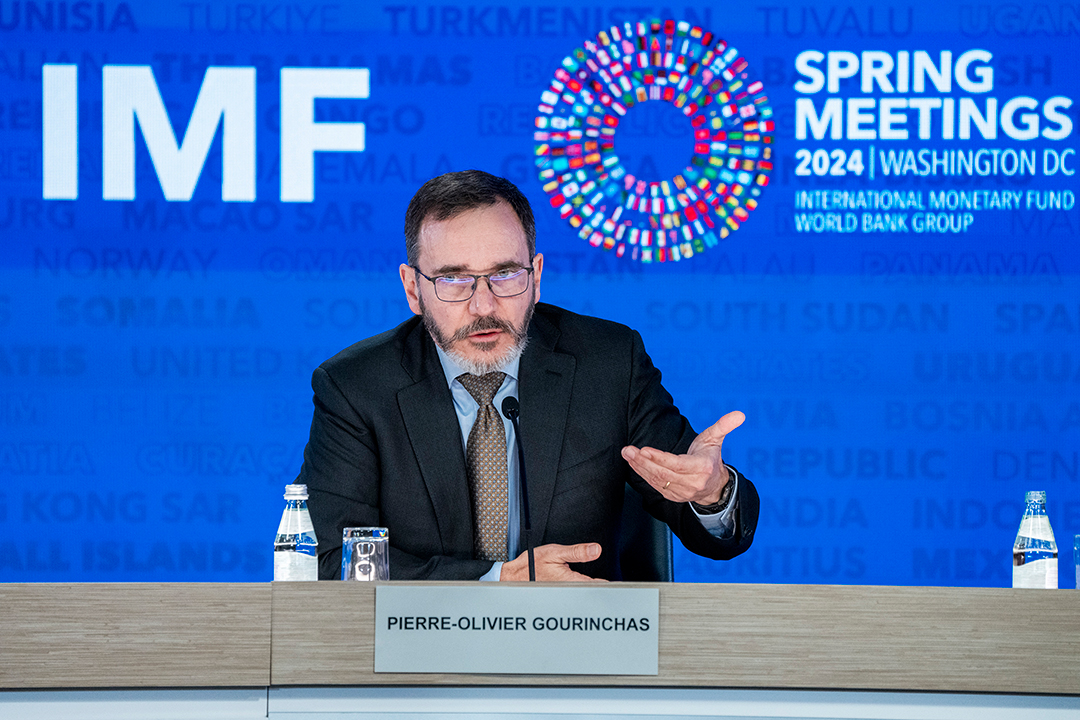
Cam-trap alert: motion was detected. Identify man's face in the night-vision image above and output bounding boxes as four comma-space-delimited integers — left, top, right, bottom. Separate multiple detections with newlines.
399, 201, 543, 374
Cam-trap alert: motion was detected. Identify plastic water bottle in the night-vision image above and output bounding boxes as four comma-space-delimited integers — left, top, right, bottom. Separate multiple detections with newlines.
1012, 490, 1057, 589
274, 484, 318, 581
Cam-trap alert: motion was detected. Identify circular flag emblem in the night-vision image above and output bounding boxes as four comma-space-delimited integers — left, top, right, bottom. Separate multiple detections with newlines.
534, 19, 774, 263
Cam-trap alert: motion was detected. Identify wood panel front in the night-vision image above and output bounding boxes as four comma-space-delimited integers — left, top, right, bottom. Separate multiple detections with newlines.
271, 582, 1080, 695
3, 582, 1076, 694
0, 583, 271, 688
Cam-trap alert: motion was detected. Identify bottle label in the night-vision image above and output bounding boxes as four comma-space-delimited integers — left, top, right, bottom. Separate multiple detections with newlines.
274, 550, 318, 581
1017, 515, 1055, 542
1013, 558, 1058, 589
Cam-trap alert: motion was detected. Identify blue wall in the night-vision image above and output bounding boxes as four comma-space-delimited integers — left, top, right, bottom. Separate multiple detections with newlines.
2, 0, 1077, 585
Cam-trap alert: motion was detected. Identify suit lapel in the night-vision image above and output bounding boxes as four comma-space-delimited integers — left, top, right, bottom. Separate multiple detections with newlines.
517, 309, 574, 545
396, 323, 474, 555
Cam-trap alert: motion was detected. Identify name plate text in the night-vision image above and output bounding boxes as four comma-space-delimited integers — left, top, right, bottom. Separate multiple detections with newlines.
374, 585, 659, 675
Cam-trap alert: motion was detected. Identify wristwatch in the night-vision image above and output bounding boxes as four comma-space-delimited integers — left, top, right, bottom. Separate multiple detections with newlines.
691, 467, 736, 515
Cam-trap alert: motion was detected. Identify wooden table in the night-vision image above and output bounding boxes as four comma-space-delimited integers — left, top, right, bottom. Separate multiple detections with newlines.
2, 582, 1077, 695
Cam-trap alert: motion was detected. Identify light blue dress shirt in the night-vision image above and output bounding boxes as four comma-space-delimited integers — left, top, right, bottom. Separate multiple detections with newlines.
434, 346, 738, 581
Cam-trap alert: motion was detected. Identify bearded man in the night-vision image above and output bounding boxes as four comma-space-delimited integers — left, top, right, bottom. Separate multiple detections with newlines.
296, 170, 759, 581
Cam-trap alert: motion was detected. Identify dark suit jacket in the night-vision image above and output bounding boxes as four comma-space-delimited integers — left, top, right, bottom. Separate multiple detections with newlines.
297, 303, 759, 580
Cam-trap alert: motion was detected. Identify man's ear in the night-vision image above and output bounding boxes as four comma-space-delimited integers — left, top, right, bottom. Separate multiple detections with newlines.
399, 263, 422, 315
532, 252, 543, 304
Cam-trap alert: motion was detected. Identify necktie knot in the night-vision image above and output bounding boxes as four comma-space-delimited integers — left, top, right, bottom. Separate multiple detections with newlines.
457, 372, 506, 406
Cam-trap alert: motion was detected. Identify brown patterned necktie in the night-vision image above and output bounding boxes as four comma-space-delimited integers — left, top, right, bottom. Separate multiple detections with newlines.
457, 372, 509, 562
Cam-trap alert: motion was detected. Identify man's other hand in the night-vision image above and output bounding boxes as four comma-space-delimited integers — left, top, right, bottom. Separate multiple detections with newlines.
621, 410, 745, 505
499, 542, 606, 581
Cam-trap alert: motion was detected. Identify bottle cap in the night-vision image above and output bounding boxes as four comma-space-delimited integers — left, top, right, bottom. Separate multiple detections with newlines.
1025, 490, 1046, 504
284, 484, 309, 500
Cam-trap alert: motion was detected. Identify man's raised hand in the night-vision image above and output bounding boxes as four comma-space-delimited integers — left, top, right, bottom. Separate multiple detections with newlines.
621, 410, 745, 505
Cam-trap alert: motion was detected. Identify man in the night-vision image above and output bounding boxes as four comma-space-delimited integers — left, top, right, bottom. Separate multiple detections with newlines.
296, 170, 758, 581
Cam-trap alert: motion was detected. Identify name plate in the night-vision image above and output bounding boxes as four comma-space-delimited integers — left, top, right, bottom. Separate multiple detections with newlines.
374, 585, 659, 675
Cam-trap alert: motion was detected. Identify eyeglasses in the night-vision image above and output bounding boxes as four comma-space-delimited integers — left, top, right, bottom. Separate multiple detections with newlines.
412, 265, 534, 303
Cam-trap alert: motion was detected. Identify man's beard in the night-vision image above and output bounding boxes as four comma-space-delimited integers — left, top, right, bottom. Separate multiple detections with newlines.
420, 294, 533, 376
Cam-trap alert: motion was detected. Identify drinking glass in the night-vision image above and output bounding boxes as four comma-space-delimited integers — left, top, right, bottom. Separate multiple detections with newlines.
341, 527, 389, 581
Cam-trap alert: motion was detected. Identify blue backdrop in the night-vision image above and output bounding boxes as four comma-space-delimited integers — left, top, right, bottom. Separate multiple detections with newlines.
2, 0, 1077, 587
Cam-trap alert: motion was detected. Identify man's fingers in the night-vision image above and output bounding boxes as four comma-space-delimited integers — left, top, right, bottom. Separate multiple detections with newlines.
622, 447, 676, 483
697, 410, 746, 444
623, 446, 709, 477
502, 543, 604, 581
622, 452, 696, 501
537, 542, 602, 565
623, 442, 726, 502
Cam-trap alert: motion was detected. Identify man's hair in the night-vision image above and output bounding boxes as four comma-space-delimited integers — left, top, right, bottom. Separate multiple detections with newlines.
404, 170, 536, 267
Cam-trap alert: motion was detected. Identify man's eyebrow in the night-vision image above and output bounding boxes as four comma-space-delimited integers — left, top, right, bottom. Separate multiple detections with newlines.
428, 260, 526, 276
428, 263, 468, 275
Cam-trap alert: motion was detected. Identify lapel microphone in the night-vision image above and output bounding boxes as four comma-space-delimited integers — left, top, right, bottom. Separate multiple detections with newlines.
501, 396, 535, 582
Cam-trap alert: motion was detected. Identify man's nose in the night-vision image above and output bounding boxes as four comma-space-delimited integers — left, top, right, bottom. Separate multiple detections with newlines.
468, 277, 497, 314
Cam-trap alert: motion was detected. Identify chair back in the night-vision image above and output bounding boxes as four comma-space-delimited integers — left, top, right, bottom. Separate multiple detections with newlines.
617, 484, 674, 582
